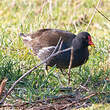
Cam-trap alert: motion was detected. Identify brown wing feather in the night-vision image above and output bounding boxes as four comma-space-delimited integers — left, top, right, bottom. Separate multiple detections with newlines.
30, 29, 76, 46
21, 29, 76, 55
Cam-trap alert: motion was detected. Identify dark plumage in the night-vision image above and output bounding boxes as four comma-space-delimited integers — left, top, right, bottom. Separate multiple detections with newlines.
20, 29, 94, 69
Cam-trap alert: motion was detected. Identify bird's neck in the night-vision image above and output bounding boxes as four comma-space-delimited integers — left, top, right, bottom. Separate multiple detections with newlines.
72, 38, 86, 50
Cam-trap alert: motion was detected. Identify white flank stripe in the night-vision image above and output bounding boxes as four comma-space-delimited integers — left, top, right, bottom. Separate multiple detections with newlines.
37, 46, 55, 58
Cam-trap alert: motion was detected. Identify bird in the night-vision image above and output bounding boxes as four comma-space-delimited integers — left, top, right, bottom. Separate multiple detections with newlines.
20, 29, 95, 83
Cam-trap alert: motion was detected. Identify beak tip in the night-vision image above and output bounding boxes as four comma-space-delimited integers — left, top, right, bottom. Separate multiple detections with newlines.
91, 44, 95, 47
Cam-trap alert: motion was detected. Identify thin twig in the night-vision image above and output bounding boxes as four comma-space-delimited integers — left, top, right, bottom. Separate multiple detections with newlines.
85, 0, 101, 31
68, 47, 74, 85
0, 47, 72, 105
44, 37, 62, 74
58, 40, 63, 51
51, 37, 62, 54
95, 8, 110, 22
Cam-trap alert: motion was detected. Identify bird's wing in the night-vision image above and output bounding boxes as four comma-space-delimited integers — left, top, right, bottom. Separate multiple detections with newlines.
31, 29, 76, 46
20, 29, 76, 55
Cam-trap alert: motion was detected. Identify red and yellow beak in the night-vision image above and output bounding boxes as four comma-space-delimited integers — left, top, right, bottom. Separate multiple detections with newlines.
88, 36, 95, 47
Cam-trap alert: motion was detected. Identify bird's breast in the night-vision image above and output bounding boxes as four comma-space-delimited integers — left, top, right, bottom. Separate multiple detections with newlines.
71, 48, 89, 67
46, 47, 89, 69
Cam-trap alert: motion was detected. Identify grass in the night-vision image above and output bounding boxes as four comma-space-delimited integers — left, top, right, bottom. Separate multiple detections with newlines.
0, 0, 110, 109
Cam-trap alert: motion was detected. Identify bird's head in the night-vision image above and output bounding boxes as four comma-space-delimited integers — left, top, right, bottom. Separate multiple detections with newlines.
77, 32, 95, 48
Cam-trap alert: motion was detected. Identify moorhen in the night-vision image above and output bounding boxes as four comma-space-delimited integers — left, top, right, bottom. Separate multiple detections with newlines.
20, 29, 95, 83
